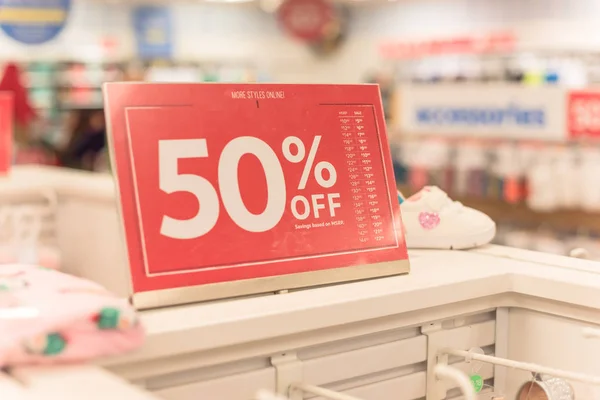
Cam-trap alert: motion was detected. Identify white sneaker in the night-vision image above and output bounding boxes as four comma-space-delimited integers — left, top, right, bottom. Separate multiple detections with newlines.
398, 186, 496, 250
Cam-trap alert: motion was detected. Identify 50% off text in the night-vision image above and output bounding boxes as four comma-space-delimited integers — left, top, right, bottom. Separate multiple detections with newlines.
158, 135, 341, 240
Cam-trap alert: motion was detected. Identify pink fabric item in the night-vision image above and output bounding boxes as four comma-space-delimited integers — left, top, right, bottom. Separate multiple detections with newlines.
0, 264, 144, 367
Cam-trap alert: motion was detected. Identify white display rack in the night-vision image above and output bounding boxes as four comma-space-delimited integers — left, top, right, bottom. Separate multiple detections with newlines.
0, 365, 161, 400
442, 348, 600, 387
0, 187, 57, 247
4, 166, 600, 400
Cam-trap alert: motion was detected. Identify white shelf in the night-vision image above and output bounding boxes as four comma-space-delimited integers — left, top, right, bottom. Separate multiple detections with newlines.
4, 166, 600, 400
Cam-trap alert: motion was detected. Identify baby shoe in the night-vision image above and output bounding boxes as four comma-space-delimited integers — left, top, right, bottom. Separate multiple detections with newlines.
398, 186, 496, 250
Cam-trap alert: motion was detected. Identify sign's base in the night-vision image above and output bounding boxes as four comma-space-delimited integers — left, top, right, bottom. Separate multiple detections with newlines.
132, 260, 410, 310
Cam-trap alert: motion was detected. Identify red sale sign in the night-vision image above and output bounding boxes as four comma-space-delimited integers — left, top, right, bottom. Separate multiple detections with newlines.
568, 90, 600, 139
0, 92, 13, 175
277, 0, 334, 42
105, 83, 408, 308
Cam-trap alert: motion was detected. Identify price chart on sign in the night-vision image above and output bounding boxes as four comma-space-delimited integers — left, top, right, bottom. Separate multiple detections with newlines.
105, 83, 406, 293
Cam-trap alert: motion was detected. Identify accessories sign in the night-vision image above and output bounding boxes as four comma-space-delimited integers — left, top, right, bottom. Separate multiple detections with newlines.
398, 84, 567, 141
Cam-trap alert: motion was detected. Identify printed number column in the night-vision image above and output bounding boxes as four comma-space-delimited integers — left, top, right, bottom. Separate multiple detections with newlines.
339, 109, 371, 244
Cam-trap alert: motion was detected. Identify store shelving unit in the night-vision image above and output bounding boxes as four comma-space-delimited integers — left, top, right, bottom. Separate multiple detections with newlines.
55, 61, 125, 111
23, 61, 124, 114
16, 59, 265, 156
389, 50, 600, 86
391, 79, 600, 259
24, 62, 58, 120
23, 60, 263, 113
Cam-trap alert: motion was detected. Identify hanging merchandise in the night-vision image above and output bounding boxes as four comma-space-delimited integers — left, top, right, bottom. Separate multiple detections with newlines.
132, 6, 174, 60
0, 0, 71, 45
444, 348, 580, 400
553, 147, 579, 209
453, 141, 487, 198
467, 347, 486, 394
493, 143, 525, 204
277, 0, 335, 43
526, 149, 560, 213
578, 148, 600, 213
0, 92, 13, 175
516, 374, 575, 400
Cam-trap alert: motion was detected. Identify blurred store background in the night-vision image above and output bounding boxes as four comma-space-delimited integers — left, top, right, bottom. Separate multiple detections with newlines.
3, 0, 600, 258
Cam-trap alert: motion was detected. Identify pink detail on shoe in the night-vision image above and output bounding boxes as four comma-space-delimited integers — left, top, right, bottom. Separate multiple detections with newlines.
419, 212, 440, 230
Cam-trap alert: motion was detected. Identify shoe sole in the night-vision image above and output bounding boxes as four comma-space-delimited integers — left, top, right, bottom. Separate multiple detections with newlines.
405, 225, 497, 250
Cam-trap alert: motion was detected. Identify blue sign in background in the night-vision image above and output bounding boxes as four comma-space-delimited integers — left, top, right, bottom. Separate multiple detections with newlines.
0, 0, 71, 45
416, 106, 546, 127
133, 6, 173, 60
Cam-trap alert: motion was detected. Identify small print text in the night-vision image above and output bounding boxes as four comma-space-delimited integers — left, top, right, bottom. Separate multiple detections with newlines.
294, 220, 345, 231
231, 90, 285, 100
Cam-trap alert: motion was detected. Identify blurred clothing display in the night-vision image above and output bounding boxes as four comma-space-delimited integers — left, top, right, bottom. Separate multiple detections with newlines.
58, 109, 106, 171
393, 137, 600, 261
0, 63, 37, 145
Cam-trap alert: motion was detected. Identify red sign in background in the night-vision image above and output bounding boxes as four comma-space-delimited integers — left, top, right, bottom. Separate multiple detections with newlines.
568, 91, 600, 139
380, 32, 516, 60
0, 93, 13, 175
105, 84, 407, 293
277, 0, 335, 42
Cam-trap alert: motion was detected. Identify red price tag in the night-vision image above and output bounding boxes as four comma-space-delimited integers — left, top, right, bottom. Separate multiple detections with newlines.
568, 91, 600, 139
105, 84, 408, 307
0, 93, 13, 175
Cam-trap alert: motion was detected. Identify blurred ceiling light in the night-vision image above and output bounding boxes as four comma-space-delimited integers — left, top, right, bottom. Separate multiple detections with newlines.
260, 0, 283, 13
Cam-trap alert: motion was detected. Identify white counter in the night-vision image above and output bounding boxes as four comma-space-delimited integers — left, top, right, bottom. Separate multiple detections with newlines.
97, 245, 600, 399
115, 248, 600, 364
4, 166, 600, 400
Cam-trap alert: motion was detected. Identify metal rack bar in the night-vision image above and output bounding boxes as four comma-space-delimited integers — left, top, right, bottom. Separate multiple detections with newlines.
434, 364, 476, 400
443, 348, 600, 386
290, 383, 364, 400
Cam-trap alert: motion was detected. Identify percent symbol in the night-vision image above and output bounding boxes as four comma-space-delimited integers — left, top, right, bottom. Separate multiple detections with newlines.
282, 136, 337, 190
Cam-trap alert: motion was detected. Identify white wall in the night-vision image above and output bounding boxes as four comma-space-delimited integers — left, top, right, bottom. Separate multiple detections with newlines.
356, 0, 600, 51
1, 0, 600, 83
